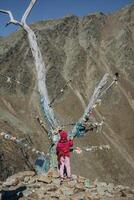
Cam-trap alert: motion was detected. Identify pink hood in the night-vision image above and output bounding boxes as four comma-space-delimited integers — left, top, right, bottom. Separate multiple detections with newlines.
59, 131, 68, 142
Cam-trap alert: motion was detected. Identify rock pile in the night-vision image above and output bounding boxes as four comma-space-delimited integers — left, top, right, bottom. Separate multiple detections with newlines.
0, 169, 134, 200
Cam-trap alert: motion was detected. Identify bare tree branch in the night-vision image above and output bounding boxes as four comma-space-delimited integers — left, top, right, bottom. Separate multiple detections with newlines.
0, 9, 22, 26
0, 0, 58, 130
70, 73, 109, 137
21, 0, 37, 25
0, 0, 37, 27
83, 73, 109, 118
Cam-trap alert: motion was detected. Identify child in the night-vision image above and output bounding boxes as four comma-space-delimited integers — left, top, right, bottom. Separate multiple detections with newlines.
56, 130, 73, 180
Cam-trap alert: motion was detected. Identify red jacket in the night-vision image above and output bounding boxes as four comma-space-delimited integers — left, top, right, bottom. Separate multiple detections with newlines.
56, 131, 73, 158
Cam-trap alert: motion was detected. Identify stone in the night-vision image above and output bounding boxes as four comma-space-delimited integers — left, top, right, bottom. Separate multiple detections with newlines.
47, 168, 59, 178
41, 194, 52, 200
36, 189, 47, 199
19, 198, 26, 200
77, 176, 86, 183
74, 182, 86, 193
84, 179, 92, 188
70, 192, 86, 200
105, 191, 113, 197
37, 174, 52, 184
86, 193, 100, 200
120, 190, 127, 197
90, 197, 100, 200
0, 181, 3, 190
24, 176, 30, 183
3, 170, 35, 187
72, 174, 78, 180
63, 180, 77, 188
115, 185, 125, 191
107, 183, 114, 193
13, 171, 35, 181
50, 190, 61, 198
23, 190, 33, 198
27, 192, 39, 199
52, 178, 61, 186
68, 180, 77, 188
96, 182, 107, 196
86, 191, 98, 198
59, 195, 70, 200
27, 183, 42, 188
3, 177, 19, 187
46, 184, 58, 192
27, 177, 37, 184
60, 186, 74, 196
86, 187, 98, 193
75, 182, 84, 189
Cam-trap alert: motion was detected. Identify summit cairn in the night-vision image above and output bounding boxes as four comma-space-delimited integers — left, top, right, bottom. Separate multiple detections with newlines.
1, 169, 134, 200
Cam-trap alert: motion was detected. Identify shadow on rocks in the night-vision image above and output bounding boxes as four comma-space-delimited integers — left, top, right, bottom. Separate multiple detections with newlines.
0, 186, 26, 200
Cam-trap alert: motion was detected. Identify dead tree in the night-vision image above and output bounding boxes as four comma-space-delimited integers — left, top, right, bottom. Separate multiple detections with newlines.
0, 0, 113, 138
0, 1, 118, 171
0, 0, 58, 131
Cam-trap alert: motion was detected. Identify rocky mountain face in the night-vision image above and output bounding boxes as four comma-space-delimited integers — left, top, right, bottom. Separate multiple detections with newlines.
0, 4, 134, 187
0, 169, 134, 200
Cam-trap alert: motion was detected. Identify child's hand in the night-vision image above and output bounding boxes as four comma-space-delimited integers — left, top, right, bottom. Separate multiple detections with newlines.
75, 147, 82, 154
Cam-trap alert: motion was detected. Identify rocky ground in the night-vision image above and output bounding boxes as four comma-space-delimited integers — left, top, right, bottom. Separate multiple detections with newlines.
0, 169, 134, 200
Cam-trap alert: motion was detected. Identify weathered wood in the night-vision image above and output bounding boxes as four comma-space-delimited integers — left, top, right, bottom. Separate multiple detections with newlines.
70, 73, 109, 137
0, 0, 58, 130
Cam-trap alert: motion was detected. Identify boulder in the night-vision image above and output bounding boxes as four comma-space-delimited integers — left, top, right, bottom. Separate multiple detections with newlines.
84, 179, 92, 188
66, 180, 77, 188
74, 182, 85, 193
96, 182, 107, 196
3, 170, 35, 187
47, 168, 60, 178
2, 177, 19, 187
52, 178, 61, 186
70, 192, 87, 200
24, 176, 31, 183
85, 192, 100, 200
37, 174, 52, 184
46, 184, 59, 192
77, 176, 86, 183
107, 183, 114, 194
50, 189, 62, 198
60, 186, 74, 196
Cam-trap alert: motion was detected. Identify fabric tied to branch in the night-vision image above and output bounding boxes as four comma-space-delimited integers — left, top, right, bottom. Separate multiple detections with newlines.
40, 96, 58, 131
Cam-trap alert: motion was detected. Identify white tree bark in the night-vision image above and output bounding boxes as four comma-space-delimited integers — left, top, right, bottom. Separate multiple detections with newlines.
83, 73, 109, 118
71, 73, 109, 137
0, 0, 58, 130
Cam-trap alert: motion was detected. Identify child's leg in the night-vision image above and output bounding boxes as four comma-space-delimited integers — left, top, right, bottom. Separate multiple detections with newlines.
64, 156, 71, 178
64, 165, 67, 177
59, 156, 65, 178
